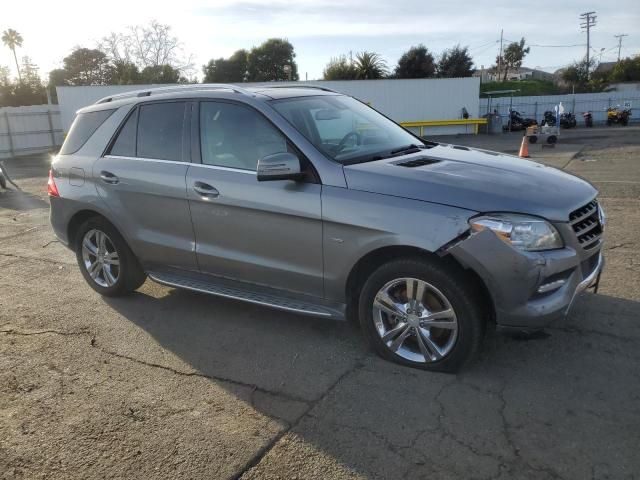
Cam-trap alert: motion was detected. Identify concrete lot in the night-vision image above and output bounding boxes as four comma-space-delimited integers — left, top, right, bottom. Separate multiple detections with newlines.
1, 127, 639, 479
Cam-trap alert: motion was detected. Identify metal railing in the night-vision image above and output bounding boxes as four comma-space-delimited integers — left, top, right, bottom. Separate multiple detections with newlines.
400, 118, 488, 136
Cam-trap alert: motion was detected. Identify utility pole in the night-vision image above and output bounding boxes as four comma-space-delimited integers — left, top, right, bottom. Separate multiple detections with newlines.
580, 11, 597, 79
614, 34, 629, 62
497, 29, 504, 81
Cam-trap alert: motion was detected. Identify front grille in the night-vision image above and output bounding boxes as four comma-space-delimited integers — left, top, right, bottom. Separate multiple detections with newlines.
569, 199, 602, 249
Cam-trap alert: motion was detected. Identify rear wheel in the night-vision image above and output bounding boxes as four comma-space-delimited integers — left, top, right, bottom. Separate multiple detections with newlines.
75, 217, 146, 296
358, 258, 485, 373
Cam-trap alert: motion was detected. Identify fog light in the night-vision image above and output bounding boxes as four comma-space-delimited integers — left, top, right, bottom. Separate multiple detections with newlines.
537, 279, 566, 294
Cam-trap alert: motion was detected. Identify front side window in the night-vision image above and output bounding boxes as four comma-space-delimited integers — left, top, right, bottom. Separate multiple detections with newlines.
271, 95, 426, 165
200, 102, 287, 171
137, 102, 185, 161
60, 109, 115, 155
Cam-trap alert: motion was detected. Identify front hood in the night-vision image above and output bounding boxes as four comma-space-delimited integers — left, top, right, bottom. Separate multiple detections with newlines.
343, 144, 597, 222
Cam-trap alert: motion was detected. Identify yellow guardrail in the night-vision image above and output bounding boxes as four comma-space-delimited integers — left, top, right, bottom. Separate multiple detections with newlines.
400, 118, 487, 136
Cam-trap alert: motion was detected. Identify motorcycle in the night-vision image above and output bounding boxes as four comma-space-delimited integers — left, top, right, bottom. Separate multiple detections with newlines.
542, 110, 556, 126
607, 106, 631, 126
0, 162, 7, 190
560, 112, 577, 129
504, 110, 537, 131
583, 111, 593, 128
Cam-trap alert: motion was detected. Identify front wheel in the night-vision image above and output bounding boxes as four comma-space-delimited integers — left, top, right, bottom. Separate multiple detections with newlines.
75, 217, 146, 296
358, 258, 485, 373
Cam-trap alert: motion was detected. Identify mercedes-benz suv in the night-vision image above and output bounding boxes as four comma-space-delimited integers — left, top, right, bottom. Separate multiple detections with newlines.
49, 84, 604, 372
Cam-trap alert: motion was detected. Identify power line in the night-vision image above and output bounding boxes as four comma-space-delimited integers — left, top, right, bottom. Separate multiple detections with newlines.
614, 34, 629, 62
580, 11, 597, 79
529, 43, 586, 48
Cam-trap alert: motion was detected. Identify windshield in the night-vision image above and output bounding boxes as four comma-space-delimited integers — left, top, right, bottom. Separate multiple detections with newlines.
270, 95, 430, 164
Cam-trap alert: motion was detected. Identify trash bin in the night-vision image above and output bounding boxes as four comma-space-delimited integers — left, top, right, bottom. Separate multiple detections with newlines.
487, 113, 503, 134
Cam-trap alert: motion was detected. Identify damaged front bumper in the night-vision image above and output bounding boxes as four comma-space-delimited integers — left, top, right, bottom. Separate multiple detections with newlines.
447, 228, 604, 333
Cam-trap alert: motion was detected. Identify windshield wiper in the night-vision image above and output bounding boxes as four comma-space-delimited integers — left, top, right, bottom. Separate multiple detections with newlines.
390, 143, 427, 155
342, 142, 437, 165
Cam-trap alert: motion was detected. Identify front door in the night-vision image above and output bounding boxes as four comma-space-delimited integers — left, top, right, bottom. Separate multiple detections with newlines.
95, 101, 197, 271
186, 100, 323, 297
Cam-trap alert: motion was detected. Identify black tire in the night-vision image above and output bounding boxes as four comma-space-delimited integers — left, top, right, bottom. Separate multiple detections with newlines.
357, 257, 485, 373
74, 217, 146, 296
528, 135, 538, 144
547, 135, 557, 144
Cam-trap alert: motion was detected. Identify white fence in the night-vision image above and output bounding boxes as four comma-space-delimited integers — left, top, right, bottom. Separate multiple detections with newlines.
480, 91, 638, 126
57, 78, 481, 136
0, 105, 63, 159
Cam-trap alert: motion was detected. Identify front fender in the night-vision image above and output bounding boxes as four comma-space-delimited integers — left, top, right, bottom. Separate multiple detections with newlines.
321, 186, 476, 302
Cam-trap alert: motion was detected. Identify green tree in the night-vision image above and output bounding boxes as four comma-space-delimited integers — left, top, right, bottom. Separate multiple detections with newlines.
394, 45, 436, 79
203, 49, 248, 83
437, 45, 474, 78
323, 55, 357, 80
610, 56, 640, 82
562, 59, 594, 90
247, 38, 298, 82
140, 64, 181, 83
58, 48, 113, 85
497, 38, 530, 81
1, 29, 23, 83
110, 61, 141, 84
0, 58, 46, 107
353, 51, 388, 79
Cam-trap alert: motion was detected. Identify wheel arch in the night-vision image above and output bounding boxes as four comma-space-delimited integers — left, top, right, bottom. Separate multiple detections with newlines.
344, 245, 495, 323
67, 209, 124, 248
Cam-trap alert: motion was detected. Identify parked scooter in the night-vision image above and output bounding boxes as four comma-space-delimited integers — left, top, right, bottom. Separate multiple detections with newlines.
560, 112, 577, 129
583, 111, 593, 127
607, 106, 632, 126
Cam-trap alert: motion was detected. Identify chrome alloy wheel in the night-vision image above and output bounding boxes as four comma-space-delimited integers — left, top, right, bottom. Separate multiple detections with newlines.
372, 278, 458, 363
81, 229, 120, 288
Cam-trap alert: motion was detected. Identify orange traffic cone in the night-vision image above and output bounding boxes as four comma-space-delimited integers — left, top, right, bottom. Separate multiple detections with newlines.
518, 135, 530, 158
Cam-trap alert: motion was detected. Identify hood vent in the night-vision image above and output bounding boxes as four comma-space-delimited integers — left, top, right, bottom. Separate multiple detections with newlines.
395, 157, 441, 168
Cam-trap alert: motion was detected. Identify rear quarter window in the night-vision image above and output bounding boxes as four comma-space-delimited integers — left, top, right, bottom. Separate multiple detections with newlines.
60, 109, 115, 155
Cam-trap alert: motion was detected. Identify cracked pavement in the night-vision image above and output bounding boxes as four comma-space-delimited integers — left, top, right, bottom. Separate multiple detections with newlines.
1, 127, 640, 480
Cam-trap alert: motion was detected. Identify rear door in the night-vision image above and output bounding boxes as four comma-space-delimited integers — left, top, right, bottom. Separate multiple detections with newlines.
94, 101, 198, 271
186, 100, 323, 297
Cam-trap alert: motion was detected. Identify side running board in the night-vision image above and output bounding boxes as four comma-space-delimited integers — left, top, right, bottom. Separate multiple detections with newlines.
148, 271, 346, 320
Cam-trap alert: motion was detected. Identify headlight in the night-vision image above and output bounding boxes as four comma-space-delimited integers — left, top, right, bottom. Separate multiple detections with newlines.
470, 213, 563, 251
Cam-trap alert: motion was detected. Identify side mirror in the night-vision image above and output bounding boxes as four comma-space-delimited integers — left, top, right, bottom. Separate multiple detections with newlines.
257, 152, 303, 182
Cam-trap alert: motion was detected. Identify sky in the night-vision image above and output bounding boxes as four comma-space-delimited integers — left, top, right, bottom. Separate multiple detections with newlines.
1, 0, 639, 82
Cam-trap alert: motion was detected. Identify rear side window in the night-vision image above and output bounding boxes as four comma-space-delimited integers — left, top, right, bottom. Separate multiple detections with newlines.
109, 108, 138, 157
60, 109, 115, 155
137, 102, 185, 161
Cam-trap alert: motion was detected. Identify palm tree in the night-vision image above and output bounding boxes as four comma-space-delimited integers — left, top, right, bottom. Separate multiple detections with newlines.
2, 29, 23, 83
354, 51, 389, 80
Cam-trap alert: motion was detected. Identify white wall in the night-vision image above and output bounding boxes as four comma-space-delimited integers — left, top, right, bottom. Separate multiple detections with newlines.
57, 78, 481, 135
0, 105, 63, 159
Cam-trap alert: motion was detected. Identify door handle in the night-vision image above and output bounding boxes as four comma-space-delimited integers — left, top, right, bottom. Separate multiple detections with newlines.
193, 181, 219, 198
100, 171, 119, 184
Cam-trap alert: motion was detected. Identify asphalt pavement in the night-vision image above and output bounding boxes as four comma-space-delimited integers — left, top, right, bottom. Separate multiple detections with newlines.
1, 126, 639, 480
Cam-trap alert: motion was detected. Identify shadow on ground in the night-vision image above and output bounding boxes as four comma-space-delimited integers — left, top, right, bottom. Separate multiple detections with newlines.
103, 286, 640, 479
0, 189, 49, 211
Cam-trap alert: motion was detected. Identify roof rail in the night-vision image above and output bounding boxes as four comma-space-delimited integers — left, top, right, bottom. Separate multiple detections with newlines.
261, 85, 339, 94
95, 83, 253, 104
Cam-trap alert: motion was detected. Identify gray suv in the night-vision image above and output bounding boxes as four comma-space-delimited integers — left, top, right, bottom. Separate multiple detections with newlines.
49, 84, 604, 372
